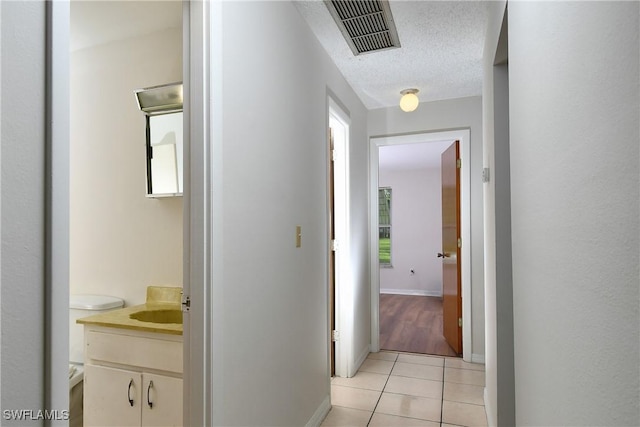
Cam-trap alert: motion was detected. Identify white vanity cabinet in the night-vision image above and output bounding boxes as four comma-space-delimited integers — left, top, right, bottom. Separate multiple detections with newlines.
83, 325, 183, 427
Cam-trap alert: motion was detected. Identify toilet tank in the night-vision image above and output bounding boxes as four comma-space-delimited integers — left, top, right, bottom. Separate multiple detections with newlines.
69, 295, 124, 364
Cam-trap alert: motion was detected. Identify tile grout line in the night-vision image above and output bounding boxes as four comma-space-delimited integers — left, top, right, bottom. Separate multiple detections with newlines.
440, 360, 446, 426
365, 354, 397, 427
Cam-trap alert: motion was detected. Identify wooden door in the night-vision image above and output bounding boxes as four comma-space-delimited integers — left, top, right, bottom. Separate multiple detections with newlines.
328, 128, 336, 376
83, 365, 141, 427
440, 140, 462, 354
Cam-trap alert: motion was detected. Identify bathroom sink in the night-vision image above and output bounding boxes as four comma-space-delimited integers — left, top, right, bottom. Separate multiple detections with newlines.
129, 309, 182, 324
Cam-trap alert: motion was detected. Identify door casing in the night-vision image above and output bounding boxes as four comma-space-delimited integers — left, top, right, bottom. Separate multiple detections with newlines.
46, 2, 211, 424
369, 129, 472, 361
328, 127, 336, 377
328, 95, 350, 378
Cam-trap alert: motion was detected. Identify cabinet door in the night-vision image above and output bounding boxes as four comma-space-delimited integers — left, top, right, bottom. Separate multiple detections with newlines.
142, 373, 183, 426
84, 365, 141, 427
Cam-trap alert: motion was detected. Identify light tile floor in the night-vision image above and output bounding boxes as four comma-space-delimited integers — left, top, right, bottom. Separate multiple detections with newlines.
321, 351, 487, 427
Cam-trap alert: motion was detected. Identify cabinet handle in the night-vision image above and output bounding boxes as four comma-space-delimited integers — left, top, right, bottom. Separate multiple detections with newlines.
127, 378, 134, 407
147, 380, 154, 409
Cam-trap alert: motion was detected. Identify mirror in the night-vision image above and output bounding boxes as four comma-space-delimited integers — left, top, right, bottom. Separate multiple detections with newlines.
147, 112, 183, 195
135, 82, 183, 197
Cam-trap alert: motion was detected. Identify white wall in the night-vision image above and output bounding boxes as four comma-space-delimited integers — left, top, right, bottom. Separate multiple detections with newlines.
378, 167, 443, 296
1, 0, 47, 420
209, 2, 369, 425
369, 96, 485, 358
70, 26, 183, 305
507, 2, 639, 425
481, 2, 509, 425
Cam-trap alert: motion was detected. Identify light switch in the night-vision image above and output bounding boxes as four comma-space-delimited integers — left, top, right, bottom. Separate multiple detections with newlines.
296, 226, 302, 248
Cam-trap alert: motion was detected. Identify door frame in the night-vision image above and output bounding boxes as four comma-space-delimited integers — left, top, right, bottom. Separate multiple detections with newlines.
45, 1, 211, 424
328, 126, 336, 377
183, 1, 211, 425
327, 95, 351, 378
369, 129, 472, 361
46, 1, 71, 416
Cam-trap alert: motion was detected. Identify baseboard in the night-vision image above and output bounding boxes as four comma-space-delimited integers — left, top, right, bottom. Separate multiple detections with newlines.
472, 353, 485, 364
350, 344, 370, 377
380, 289, 442, 297
484, 387, 496, 427
306, 394, 331, 427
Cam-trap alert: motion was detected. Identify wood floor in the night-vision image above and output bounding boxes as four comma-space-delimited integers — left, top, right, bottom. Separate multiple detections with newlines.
379, 294, 459, 357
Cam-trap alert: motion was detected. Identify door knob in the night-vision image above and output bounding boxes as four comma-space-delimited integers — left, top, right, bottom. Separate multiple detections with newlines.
437, 252, 449, 258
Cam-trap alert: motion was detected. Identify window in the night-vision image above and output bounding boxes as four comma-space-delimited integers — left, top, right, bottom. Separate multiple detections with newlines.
378, 187, 392, 266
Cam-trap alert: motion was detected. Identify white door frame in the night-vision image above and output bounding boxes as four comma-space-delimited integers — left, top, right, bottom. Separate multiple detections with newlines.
328, 95, 351, 378
46, 1, 71, 419
369, 129, 472, 361
45, 1, 211, 424
183, 1, 211, 425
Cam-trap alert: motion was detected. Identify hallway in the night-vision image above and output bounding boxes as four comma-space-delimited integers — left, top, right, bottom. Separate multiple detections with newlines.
322, 352, 486, 426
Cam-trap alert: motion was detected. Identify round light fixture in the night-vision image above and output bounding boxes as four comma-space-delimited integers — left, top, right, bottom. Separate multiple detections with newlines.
399, 88, 420, 112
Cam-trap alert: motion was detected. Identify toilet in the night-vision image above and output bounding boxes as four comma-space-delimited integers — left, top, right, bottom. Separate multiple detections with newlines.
69, 294, 124, 427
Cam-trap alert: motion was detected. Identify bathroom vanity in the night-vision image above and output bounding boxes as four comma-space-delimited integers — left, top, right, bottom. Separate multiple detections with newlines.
77, 287, 183, 427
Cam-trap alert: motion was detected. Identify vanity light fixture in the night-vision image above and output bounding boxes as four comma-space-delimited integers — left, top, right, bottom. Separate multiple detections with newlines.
399, 88, 419, 112
134, 82, 183, 114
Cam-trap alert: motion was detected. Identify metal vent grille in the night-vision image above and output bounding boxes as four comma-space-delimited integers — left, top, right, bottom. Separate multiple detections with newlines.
325, 0, 401, 55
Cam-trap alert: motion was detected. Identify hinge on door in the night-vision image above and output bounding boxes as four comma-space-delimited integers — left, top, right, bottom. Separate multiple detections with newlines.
482, 167, 490, 183
332, 330, 339, 342
458, 318, 462, 327
331, 240, 338, 251
457, 238, 461, 248
181, 294, 191, 312
456, 158, 462, 169
332, 149, 337, 162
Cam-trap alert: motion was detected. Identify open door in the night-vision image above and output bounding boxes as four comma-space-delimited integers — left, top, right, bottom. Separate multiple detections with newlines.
440, 140, 462, 354
328, 128, 336, 376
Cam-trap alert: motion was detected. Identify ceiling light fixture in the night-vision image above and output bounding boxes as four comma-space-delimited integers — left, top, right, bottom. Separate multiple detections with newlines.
399, 88, 419, 112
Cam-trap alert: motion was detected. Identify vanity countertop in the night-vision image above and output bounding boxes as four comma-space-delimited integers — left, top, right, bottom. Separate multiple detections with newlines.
76, 286, 183, 335
76, 302, 182, 335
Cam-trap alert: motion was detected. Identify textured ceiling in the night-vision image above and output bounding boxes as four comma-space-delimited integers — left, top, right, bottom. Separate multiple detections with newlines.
295, 0, 489, 109
71, 0, 487, 111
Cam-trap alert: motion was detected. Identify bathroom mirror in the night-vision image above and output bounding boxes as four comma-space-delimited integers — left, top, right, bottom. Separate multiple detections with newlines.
147, 112, 183, 195
135, 82, 183, 197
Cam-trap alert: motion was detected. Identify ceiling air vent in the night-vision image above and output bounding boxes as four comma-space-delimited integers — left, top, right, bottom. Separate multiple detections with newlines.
324, 0, 401, 55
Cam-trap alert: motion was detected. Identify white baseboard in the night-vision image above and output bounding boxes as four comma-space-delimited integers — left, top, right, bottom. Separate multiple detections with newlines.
306, 395, 331, 427
484, 387, 495, 427
472, 353, 485, 364
350, 344, 370, 377
380, 289, 442, 297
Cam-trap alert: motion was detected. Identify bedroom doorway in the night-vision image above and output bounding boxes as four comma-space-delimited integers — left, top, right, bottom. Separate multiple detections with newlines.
370, 129, 472, 361
376, 139, 460, 357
